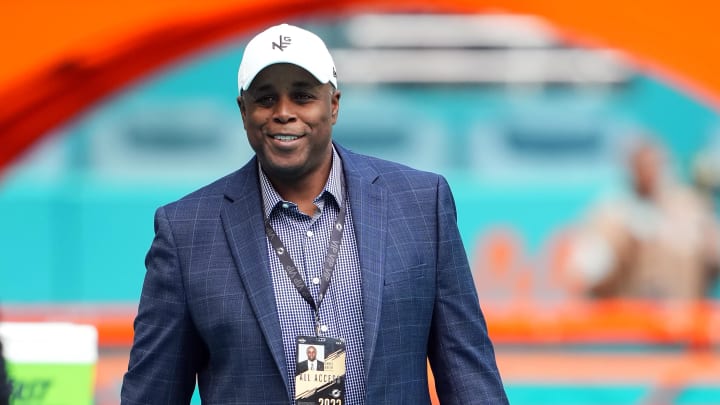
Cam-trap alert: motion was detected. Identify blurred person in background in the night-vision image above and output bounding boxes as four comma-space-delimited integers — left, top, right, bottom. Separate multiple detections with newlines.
569, 137, 720, 299
121, 23, 507, 404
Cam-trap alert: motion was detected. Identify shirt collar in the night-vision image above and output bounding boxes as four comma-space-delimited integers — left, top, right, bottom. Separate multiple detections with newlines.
259, 146, 345, 219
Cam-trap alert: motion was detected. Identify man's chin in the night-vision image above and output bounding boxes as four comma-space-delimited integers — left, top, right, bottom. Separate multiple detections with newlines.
261, 161, 307, 181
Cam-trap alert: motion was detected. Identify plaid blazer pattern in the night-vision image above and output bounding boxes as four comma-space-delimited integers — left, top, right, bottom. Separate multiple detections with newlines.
121, 144, 508, 404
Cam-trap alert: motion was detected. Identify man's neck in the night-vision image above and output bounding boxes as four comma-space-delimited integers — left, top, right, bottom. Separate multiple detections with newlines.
269, 164, 331, 216
274, 182, 321, 216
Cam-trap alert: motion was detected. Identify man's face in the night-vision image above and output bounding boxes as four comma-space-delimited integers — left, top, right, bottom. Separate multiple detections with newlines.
239, 63, 340, 183
306, 346, 317, 361
631, 144, 664, 197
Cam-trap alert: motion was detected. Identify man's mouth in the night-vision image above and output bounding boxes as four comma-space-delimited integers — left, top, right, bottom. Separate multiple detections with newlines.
271, 134, 302, 142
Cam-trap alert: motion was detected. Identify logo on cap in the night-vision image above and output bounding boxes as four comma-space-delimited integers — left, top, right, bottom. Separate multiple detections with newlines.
272, 35, 291, 51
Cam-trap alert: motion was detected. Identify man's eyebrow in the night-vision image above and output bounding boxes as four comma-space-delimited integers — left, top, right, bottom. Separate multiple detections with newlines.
250, 84, 275, 94
249, 81, 320, 94
290, 81, 320, 89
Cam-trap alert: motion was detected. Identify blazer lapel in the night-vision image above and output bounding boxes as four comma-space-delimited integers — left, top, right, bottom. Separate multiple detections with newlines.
220, 160, 289, 391
338, 145, 387, 378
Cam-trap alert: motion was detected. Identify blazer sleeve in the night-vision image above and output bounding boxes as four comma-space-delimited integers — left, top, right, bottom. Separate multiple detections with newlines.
121, 206, 207, 405
0, 340, 10, 405
427, 176, 509, 404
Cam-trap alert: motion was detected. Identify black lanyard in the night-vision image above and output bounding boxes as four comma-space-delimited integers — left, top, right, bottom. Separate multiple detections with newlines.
264, 195, 347, 336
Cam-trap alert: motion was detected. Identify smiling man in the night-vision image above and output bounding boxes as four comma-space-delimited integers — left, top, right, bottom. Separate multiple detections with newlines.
121, 23, 508, 405
240, 62, 339, 216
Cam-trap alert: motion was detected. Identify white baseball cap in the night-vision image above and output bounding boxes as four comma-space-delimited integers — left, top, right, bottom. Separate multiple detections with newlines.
237, 23, 337, 93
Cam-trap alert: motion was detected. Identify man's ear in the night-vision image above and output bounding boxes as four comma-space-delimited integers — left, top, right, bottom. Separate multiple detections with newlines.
237, 95, 247, 126
237, 95, 245, 114
330, 90, 341, 125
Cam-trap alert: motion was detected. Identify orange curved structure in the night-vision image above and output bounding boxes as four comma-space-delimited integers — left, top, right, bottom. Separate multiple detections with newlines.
1, 0, 720, 171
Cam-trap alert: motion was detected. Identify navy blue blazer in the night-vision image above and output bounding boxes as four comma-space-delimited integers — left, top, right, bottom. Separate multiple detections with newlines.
121, 144, 508, 404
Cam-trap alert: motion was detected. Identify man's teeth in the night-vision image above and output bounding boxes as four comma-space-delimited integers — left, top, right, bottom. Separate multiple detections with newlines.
273, 135, 299, 141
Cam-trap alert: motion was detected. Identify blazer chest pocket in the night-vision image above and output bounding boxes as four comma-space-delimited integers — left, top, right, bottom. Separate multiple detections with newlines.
384, 264, 427, 285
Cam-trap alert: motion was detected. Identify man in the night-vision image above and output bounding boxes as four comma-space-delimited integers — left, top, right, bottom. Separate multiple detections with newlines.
121, 23, 507, 404
296, 345, 324, 374
569, 139, 720, 299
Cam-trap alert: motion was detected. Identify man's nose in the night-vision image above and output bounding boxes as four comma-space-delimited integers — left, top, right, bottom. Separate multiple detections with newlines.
272, 95, 297, 124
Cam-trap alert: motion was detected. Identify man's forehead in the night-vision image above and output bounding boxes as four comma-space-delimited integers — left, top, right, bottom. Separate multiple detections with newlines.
248, 63, 322, 91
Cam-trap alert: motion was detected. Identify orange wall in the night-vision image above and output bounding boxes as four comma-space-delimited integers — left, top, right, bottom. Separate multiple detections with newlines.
3, 0, 719, 103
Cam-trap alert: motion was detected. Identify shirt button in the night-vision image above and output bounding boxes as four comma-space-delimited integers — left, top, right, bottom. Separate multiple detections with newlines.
320, 325, 329, 333
306, 230, 314, 237
312, 277, 320, 285
282, 203, 289, 209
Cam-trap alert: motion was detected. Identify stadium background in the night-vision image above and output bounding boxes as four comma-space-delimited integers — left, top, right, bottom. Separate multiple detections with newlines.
1, 1, 719, 404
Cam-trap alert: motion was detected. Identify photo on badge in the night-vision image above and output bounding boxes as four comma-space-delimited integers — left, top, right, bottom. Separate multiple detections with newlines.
295, 336, 346, 404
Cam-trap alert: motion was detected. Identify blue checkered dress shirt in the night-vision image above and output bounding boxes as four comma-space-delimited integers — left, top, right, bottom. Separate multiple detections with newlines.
259, 147, 365, 404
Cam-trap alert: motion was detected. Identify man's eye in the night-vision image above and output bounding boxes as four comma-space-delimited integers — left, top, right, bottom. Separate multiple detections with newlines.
255, 95, 275, 106
294, 93, 314, 102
